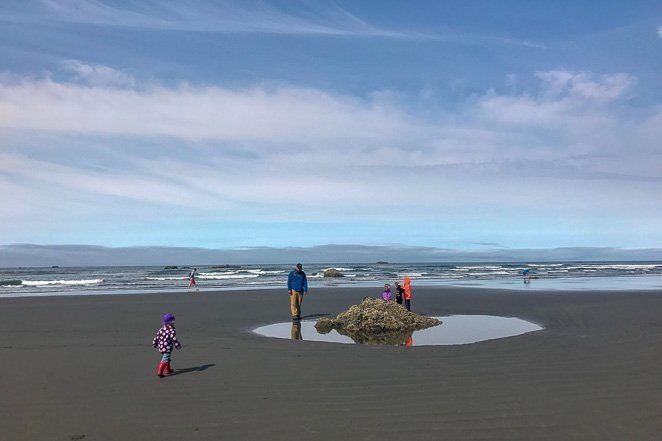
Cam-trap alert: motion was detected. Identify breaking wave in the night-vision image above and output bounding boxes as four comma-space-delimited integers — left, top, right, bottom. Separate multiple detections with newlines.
20, 279, 104, 287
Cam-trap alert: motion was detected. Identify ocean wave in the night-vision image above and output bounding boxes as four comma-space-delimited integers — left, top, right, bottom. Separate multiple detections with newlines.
396, 272, 427, 277
197, 273, 259, 280
245, 269, 286, 275
570, 264, 660, 270
463, 271, 513, 276
455, 265, 505, 270
21, 279, 104, 287
145, 276, 186, 281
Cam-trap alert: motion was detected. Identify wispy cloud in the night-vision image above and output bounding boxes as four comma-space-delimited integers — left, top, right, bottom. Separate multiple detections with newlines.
0, 65, 660, 246
0, 0, 544, 47
0, 0, 411, 38
1, 66, 659, 176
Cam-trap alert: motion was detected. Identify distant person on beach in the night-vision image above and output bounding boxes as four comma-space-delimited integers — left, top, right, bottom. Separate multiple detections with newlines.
152, 313, 182, 378
381, 283, 392, 301
188, 268, 198, 290
403, 277, 412, 311
523, 268, 531, 284
394, 281, 404, 305
287, 263, 308, 321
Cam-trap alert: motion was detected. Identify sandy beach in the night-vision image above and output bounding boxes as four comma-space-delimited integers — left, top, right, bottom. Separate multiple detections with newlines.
1, 286, 661, 440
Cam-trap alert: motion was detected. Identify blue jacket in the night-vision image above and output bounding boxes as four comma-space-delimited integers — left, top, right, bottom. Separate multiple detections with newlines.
288, 270, 308, 293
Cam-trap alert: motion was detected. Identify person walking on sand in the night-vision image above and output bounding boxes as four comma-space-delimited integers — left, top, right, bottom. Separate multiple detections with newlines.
187, 267, 198, 290
287, 263, 308, 321
381, 283, 392, 301
152, 313, 182, 378
394, 281, 404, 305
403, 277, 412, 311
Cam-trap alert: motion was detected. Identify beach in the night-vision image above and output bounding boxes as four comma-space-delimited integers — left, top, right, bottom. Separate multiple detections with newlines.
1, 286, 661, 440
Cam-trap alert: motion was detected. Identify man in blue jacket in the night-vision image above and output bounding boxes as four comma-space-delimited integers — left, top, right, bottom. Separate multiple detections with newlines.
287, 263, 308, 321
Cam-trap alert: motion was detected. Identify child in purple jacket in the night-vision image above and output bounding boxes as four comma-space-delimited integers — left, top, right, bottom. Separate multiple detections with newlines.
152, 313, 182, 378
381, 283, 392, 301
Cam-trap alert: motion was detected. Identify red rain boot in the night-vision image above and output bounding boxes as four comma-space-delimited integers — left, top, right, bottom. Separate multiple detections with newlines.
157, 362, 166, 378
165, 362, 173, 375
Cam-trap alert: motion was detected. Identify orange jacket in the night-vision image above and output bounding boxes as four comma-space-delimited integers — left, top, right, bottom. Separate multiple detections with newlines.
403, 277, 412, 299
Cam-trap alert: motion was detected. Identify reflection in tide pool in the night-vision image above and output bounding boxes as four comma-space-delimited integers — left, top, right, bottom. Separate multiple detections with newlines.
253, 315, 543, 346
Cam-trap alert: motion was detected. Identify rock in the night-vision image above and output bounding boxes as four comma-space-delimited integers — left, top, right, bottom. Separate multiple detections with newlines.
375, 261, 389, 264
315, 297, 441, 345
164, 266, 178, 269
314, 317, 334, 334
323, 268, 344, 278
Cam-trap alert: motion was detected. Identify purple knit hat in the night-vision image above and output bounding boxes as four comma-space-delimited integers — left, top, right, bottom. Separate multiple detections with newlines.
162, 313, 175, 324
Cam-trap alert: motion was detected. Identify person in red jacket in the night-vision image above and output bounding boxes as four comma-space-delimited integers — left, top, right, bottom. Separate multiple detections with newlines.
403, 277, 412, 311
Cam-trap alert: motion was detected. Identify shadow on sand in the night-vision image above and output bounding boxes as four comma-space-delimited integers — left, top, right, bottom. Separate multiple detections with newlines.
299, 313, 330, 320
171, 364, 215, 376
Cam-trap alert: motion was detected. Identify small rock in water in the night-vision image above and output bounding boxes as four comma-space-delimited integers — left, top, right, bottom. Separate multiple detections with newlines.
323, 268, 344, 278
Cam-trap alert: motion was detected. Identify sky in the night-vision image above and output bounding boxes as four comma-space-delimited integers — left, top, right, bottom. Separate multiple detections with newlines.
0, 0, 661, 252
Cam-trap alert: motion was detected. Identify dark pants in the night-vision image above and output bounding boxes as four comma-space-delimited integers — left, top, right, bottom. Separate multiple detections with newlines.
405, 299, 411, 311
396, 295, 403, 305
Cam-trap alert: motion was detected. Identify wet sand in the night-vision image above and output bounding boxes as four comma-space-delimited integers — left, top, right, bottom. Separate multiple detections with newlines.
1, 286, 661, 440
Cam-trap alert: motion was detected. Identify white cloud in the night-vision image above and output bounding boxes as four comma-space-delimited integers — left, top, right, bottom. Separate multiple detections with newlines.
535, 70, 634, 100
62, 60, 134, 87
658, 25, 662, 38
0, 67, 660, 231
0, 78, 421, 146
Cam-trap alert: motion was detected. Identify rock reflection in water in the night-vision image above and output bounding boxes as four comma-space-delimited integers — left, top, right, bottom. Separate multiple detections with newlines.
320, 326, 413, 345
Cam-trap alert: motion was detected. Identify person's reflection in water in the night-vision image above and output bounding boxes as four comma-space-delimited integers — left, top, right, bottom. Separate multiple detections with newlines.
291, 321, 303, 340
399, 334, 413, 346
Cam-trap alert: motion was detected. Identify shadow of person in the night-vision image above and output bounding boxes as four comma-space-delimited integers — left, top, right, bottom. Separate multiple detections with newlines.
291, 321, 303, 340
171, 364, 216, 375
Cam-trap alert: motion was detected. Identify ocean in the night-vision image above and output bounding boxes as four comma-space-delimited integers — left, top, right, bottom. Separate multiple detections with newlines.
1, 262, 661, 297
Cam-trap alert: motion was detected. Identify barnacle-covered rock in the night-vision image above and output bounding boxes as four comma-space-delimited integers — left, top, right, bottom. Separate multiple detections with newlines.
314, 297, 441, 345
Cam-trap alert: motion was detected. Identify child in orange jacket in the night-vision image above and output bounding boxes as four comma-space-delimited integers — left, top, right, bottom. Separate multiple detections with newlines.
403, 277, 412, 311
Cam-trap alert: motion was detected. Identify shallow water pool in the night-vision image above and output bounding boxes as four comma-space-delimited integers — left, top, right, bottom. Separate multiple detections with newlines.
253, 315, 543, 346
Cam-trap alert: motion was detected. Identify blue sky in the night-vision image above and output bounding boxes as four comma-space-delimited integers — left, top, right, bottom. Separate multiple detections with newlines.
0, 0, 660, 250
